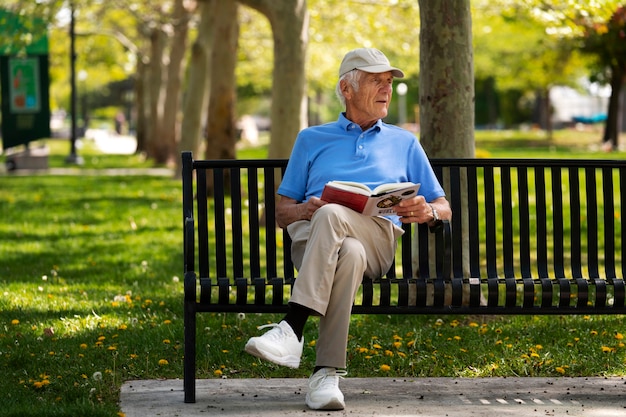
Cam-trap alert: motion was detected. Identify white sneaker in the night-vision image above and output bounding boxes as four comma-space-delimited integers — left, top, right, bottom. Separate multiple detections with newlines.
305, 367, 347, 410
244, 321, 303, 368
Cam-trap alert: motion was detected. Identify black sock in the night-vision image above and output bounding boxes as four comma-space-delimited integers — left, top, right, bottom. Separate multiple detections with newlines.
283, 302, 311, 341
314, 366, 334, 374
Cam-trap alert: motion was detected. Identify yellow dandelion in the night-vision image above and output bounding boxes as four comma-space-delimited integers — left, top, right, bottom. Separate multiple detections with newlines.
221, 349, 229, 353
453, 336, 461, 341
163, 320, 172, 325
11, 319, 19, 325
158, 359, 169, 366
308, 340, 316, 347
98, 336, 106, 341
407, 340, 415, 348
118, 324, 128, 330
80, 343, 87, 349
129, 354, 138, 359
393, 341, 402, 349
214, 369, 223, 377
33, 381, 43, 389
530, 353, 540, 358
107, 346, 117, 351
380, 364, 391, 372
357, 347, 368, 354
163, 339, 171, 344
535, 344, 543, 350
615, 333, 624, 340
372, 344, 382, 349
384, 350, 394, 357
601, 346, 615, 353
591, 330, 598, 336
118, 413, 126, 417
556, 367, 566, 374
398, 352, 407, 358
469, 322, 479, 327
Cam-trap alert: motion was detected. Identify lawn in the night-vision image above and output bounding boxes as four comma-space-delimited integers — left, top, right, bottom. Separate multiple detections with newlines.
0, 130, 625, 417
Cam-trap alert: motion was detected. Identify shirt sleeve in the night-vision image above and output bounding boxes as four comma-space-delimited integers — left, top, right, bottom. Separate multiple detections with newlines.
277, 134, 309, 202
407, 141, 446, 203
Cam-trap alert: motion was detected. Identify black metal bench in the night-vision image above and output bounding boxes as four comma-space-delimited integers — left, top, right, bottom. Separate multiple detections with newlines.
181, 151, 626, 403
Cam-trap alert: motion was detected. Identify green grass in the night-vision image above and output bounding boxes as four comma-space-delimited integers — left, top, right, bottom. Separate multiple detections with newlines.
1, 130, 625, 417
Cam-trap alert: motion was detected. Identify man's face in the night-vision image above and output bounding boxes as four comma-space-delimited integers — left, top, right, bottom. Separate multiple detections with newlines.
345, 71, 394, 128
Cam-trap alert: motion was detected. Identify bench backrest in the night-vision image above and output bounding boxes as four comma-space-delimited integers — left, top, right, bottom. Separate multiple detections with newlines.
182, 152, 626, 312
434, 158, 625, 281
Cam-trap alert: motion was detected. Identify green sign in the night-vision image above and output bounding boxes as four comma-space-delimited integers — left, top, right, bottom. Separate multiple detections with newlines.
0, 8, 50, 149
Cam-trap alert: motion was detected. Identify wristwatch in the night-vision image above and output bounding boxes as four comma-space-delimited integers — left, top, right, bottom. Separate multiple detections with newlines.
429, 204, 439, 222
428, 204, 443, 232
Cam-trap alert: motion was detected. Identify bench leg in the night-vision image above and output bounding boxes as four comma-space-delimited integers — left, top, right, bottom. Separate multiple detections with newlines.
184, 298, 196, 403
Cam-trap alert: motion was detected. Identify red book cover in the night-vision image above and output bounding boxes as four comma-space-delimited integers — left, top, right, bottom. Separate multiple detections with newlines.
321, 185, 369, 213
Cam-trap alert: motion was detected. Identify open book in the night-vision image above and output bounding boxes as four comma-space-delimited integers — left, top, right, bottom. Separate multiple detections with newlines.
321, 181, 420, 216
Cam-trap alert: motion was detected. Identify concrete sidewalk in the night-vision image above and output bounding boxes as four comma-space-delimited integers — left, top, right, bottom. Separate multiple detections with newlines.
120, 376, 626, 417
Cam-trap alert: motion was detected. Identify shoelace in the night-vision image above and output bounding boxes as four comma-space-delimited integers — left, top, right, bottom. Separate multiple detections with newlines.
256, 323, 284, 340
311, 369, 348, 390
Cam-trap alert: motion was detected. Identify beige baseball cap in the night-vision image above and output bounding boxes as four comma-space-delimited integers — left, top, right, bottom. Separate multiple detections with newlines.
338, 48, 405, 78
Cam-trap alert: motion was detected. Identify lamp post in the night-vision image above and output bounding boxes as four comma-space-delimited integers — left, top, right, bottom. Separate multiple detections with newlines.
66, 2, 83, 165
396, 82, 408, 126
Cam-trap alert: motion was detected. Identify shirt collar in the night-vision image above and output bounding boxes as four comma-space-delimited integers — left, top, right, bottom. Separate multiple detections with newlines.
338, 112, 383, 132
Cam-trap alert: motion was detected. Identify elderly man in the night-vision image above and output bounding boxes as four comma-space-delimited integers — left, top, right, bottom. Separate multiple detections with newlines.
245, 47, 451, 410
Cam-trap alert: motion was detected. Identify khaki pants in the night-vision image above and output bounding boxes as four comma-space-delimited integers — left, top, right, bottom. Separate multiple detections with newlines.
287, 204, 404, 368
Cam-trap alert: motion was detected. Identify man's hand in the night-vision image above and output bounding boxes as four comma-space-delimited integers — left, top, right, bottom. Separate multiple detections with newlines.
394, 196, 450, 225
276, 196, 327, 228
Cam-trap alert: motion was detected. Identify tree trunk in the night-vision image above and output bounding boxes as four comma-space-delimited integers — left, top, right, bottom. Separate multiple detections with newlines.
417, 0, 475, 286
205, 0, 239, 161
240, 0, 309, 158
602, 65, 624, 150
418, 0, 474, 158
177, 0, 216, 175
155, 0, 191, 166
135, 56, 148, 154
146, 27, 166, 161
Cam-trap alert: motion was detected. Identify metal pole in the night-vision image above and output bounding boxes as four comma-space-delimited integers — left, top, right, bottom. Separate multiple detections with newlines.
66, 2, 83, 164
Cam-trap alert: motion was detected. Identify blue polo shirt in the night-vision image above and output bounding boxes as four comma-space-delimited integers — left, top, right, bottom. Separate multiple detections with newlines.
278, 113, 445, 224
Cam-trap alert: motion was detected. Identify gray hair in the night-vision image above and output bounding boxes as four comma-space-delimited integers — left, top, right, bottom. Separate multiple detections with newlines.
335, 69, 362, 107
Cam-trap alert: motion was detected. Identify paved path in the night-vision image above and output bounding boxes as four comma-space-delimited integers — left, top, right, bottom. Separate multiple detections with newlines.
120, 377, 626, 417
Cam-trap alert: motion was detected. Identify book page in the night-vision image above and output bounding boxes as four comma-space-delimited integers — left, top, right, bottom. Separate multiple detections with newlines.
372, 182, 418, 195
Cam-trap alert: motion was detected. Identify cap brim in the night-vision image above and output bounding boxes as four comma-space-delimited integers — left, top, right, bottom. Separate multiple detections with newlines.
357, 64, 405, 78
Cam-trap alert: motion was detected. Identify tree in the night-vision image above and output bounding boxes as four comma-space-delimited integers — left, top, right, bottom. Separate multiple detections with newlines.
418, 0, 474, 158
578, 5, 626, 150
417, 0, 474, 284
204, 0, 239, 161
472, 1, 588, 134
152, 0, 193, 165
238, 0, 309, 159
177, 0, 216, 173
